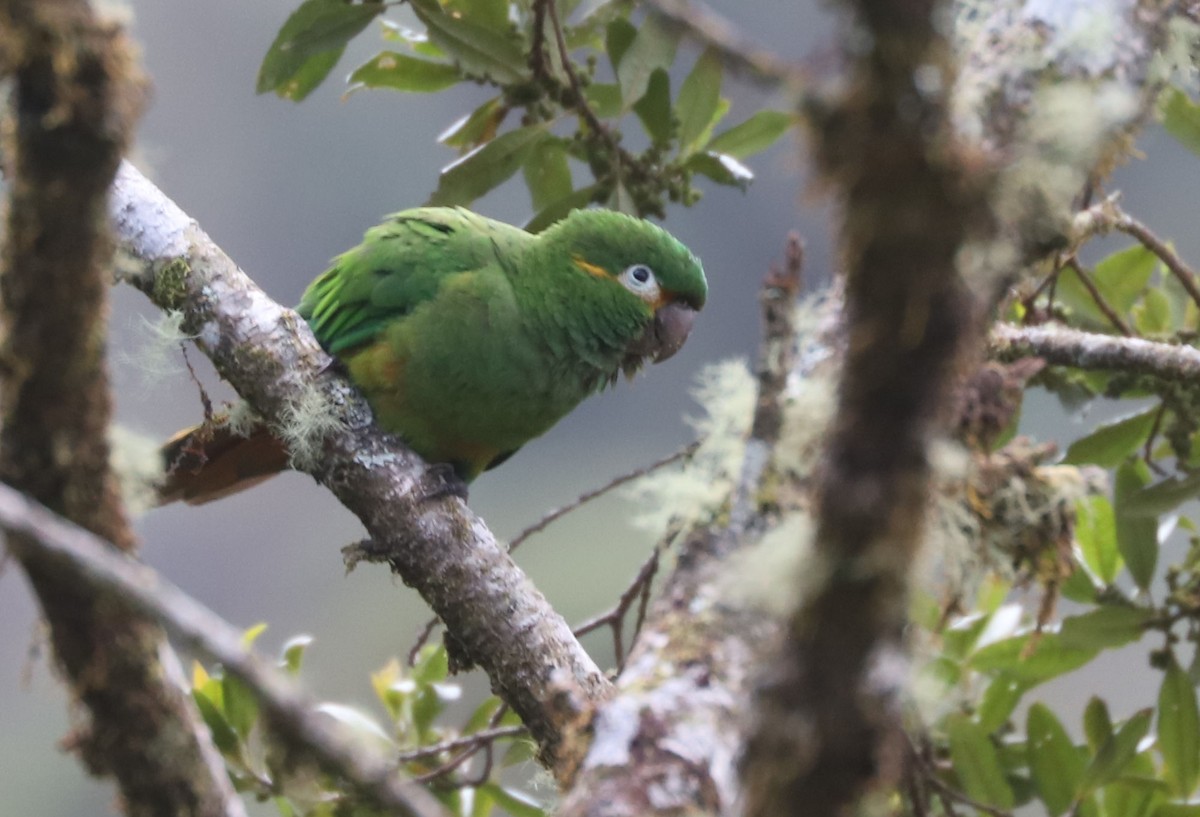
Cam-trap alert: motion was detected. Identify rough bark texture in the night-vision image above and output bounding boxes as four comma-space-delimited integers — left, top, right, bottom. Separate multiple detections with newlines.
108, 163, 611, 773
0, 3, 243, 816
742, 0, 991, 811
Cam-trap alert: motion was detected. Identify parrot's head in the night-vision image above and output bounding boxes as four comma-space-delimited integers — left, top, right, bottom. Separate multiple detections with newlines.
539, 209, 707, 377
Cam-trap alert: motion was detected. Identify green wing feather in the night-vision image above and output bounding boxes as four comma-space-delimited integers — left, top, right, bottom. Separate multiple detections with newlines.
298, 207, 529, 354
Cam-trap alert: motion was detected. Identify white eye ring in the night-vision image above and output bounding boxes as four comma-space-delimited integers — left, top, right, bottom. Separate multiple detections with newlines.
620, 264, 660, 302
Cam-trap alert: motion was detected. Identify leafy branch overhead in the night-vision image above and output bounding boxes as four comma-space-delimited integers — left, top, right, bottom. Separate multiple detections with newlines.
256, 0, 794, 223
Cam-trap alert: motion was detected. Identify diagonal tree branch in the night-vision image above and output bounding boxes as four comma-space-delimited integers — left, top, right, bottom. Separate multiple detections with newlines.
0, 3, 244, 815
107, 161, 611, 773
0, 480, 446, 817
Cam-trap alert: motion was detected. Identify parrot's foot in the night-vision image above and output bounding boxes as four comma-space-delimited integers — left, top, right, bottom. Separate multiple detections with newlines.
417, 463, 470, 504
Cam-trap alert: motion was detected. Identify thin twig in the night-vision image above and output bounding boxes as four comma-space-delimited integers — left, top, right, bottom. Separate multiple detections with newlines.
528, 0, 551, 81
180, 344, 214, 422
1063, 257, 1133, 336
394, 725, 526, 765
509, 441, 699, 554
573, 545, 662, 667
1113, 212, 1200, 314
905, 736, 1014, 817
412, 703, 515, 784
544, 0, 628, 170
1143, 402, 1167, 475
0, 481, 445, 817
407, 615, 442, 667
1073, 198, 1200, 316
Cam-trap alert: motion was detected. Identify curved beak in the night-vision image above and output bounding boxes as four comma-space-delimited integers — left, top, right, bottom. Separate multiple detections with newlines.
627, 301, 697, 364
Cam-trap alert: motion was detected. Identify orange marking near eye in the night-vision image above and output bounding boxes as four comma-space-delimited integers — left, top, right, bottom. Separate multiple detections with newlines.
573, 256, 611, 279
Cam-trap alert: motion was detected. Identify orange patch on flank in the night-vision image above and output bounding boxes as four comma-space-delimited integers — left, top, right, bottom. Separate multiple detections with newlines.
346, 342, 407, 392
573, 256, 610, 279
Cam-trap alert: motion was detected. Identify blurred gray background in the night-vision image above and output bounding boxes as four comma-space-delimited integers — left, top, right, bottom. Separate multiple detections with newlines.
2, 1, 1196, 814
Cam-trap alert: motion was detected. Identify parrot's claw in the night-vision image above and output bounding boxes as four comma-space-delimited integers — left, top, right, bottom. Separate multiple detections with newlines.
417, 463, 470, 504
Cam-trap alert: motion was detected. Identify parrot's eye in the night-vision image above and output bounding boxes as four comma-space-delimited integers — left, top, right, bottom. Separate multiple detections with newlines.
620, 264, 660, 303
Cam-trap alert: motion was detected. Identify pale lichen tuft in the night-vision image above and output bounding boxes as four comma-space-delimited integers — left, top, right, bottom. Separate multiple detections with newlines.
276, 385, 343, 470
109, 424, 166, 516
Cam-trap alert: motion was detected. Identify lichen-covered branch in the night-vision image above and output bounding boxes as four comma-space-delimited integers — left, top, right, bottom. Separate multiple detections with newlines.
0, 481, 446, 817
0, 4, 244, 815
107, 162, 611, 771
991, 322, 1200, 382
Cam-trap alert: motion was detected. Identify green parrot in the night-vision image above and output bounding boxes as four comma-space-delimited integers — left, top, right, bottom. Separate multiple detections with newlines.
160, 206, 707, 504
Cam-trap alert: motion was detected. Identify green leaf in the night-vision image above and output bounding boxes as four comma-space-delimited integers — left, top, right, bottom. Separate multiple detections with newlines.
685, 150, 753, 191
971, 633, 1098, 685
978, 674, 1028, 733
1084, 696, 1114, 754
1107, 752, 1167, 817
348, 52, 461, 93
1134, 287, 1174, 335
707, 110, 793, 158
583, 83, 622, 119
192, 690, 240, 754
439, 96, 507, 151
223, 676, 260, 739
412, 685, 449, 737
633, 69, 673, 145
1161, 86, 1200, 159
1061, 565, 1100, 604
412, 644, 450, 685
943, 612, 993, 660
428, 126, 546, 206
444, 0, 508, 32
609, 181, 636, 214
479, 783, 546, 817
1115, 460, 1159, 591
1064, 406, 1159, 467
241, 623, 268, 648
1059, 605, 1148, 651
410, 0, 526, 83
616, 15, 677, 110
469, 785, 496, 817
675, 48, 722, 156
604, 17, 638, 75
1027, 703, 1086, 815
501, 736, 537, 767
280, 635, 313, 674
1155, 804, 1200, 817
1080, 709, 1154, 795
1076, 495, 1123, 584
1124, 471, 1200, 518
523, 184, 599, 233
1159, 658, 1200, 797
523, 137, 574, 212
946, 715, 1016, 809
1056, 246, 1157, 330
463, 696, 504, 735
257, 0, 383, 99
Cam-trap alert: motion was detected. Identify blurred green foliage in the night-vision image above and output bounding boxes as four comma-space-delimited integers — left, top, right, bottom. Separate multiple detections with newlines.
194, 635, 537, 817
256, 0, 793, 226
902, 83, 1200, 817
